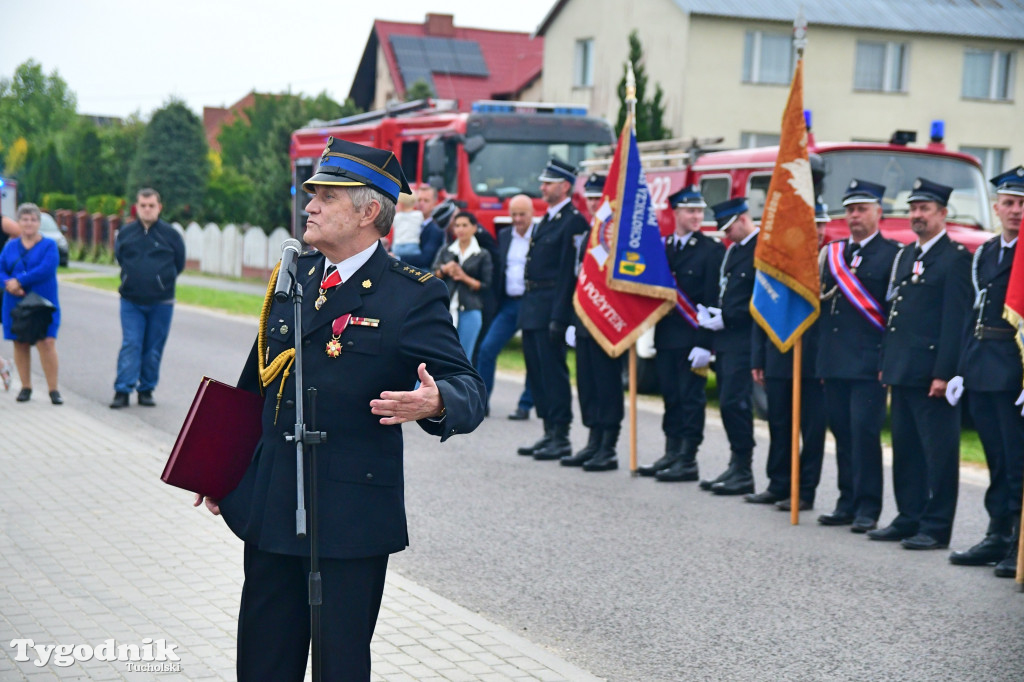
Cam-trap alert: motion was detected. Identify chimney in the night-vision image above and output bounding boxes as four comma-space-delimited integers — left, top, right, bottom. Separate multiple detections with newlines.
425, 13, 455, 37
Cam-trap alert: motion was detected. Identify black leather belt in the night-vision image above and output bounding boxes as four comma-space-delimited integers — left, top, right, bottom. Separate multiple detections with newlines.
976, 326, 1015, 340
525, 279, 556, 291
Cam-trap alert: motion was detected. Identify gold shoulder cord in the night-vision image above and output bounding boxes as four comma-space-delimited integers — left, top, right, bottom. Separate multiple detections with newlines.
259, 261, 296, 424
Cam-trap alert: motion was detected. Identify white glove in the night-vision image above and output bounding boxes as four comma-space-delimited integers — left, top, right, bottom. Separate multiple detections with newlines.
565, 325, 576, 348
688, 346, 712, 370
944, 375, 964, 406
1016, 389, 1024, 417
697, 304, 725, 331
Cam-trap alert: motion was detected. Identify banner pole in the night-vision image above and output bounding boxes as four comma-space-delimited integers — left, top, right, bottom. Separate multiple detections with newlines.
629, 347, 639, 476
791, 338, 802, 525
1016, 495, 1024, 590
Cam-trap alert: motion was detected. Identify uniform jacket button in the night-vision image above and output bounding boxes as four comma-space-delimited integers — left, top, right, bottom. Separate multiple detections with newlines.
285, 399, 294, 407
366, 472, 374, 480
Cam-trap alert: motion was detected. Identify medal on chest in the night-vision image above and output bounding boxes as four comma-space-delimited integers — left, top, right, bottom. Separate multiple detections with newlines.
316, 266, 343, 310
326, 314, 351, 357
851, 254, 862, 272
911, 260, 924, 284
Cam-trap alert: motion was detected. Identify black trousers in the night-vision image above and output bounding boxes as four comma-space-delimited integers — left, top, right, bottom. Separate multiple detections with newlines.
522, 329, 572, 425
656, 346, 708, 444
237, 544, 388, 682
968, 390, 1024, 535
890, 386, 961, 543
714, 348, 755, 454
763, 378, 826, 503
575, 335, 624, 429
824, 379, 886, 521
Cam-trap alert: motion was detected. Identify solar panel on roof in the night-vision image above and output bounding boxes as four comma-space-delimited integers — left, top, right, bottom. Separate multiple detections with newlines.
389, 35, 490, 86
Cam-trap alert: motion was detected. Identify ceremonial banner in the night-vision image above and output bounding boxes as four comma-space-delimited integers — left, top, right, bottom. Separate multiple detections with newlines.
1003, 215, 1024, 373
750, 58, 820, 352
573, 117, 674, 357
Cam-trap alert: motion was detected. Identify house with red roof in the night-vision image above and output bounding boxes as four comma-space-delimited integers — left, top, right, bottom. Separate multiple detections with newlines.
348, 13, 544, 112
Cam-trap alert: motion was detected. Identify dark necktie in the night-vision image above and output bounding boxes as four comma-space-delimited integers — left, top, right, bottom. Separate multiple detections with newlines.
322, 264, 340, 288
1000, 245, 1010, 265
847, 242, 861, 264
912, 245, 923, 261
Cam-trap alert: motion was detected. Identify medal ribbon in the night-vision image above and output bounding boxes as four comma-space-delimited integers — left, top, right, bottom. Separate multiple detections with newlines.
665, 239, 700, 328
827, 241, 885, 331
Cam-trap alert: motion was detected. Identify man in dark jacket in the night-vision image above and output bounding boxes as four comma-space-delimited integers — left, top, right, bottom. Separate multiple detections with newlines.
110, 188, 185, 408
403, 186, 445, 270
198, 138, 485, 681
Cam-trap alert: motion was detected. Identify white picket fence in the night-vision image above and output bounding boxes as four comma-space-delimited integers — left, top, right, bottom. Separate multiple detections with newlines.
173, 222, 292, 278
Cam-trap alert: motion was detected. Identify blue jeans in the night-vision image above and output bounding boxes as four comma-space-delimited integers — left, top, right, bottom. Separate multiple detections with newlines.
474, 298, 533, 412
457, 309, 483, 361
115, 299, 174, 394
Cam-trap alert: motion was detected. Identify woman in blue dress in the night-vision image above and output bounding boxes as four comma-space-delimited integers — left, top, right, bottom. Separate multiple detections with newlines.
1, 203, 62, 404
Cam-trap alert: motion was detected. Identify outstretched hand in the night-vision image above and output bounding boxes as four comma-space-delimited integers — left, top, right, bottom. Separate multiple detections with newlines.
371, 363, 445, 425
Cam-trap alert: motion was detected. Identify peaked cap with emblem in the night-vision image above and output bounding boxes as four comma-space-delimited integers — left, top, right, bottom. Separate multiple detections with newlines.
815, 197, 829, 223
907, 177, 953, 206
991, 165, 1024, 197
668, 185, 707, 208
583, 172, 607, 198
711, 197, 749, 231
538, 157, 578, 184
302, 137, 411, 203
842, 179, 886, 206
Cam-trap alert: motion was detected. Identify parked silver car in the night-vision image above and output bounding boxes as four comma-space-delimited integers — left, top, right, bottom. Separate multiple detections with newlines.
39, 212, 69, 267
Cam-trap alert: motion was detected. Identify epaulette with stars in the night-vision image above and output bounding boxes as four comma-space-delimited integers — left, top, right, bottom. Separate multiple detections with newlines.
391, 259, 434, 283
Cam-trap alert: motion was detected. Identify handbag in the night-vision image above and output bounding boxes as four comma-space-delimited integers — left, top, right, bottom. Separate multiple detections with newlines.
9, 292, 56, 345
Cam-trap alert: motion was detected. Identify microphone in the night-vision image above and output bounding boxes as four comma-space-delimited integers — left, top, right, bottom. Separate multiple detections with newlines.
274, 238, 302, 302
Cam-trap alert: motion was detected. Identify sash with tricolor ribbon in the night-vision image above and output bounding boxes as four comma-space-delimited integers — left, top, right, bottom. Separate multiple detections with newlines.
826, 241, 885, 331
670, 276, 700, 328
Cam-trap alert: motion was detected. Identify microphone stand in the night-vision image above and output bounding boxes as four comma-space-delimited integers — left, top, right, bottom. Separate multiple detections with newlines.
280, 268, 327, 682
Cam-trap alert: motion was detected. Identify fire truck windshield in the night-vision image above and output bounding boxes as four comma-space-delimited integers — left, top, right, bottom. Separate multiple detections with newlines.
819, 150, 993, 230
468, 142, 604, 199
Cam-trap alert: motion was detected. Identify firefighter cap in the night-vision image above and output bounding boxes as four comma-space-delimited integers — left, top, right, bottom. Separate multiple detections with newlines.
815, 197, 829, 223
583, 172, 607, 198
538, 157, 578, 184
907, 177, 953, 206
668, 185, 707, 208
990, 165, 1024, 197
711, 197, 748, 231
302, 137, 411, 203
842, 179, 886, 206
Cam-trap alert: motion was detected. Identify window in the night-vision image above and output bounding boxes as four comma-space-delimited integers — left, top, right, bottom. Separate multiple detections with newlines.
854, 41, 908, 92
962, 49, 1015, 100
574, 39, 594, 87
742, 31, 793, 84
747, 173, 773, 220
699, 175, 731, 223
740, 132, 780, 148
960, 145, 1007, 179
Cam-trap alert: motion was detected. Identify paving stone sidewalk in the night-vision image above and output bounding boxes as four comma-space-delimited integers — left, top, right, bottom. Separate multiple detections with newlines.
0, 387, 603, 682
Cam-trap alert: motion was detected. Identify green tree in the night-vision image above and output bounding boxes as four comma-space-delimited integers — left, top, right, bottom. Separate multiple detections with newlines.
217, 91, 358, 230
405, 79, 434, 101
21, 141, 71, 202
69, 123, 105, 199
0, 60, 77, 151
615, 31, 672, 142
97, 115, 146, 199
126, 99, 210, 222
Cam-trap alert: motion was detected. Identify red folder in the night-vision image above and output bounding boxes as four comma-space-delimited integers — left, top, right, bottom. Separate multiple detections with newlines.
161, 376, 264, 499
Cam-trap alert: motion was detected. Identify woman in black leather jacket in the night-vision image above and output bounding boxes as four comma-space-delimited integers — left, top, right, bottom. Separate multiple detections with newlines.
433, 211, 493, 358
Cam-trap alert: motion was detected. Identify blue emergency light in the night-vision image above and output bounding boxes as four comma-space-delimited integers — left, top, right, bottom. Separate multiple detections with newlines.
930, 120, 945, 143
804, 109, 812, 131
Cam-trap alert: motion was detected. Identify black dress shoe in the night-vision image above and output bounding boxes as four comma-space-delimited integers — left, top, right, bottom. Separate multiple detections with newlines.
49, 390, 63, 405
15, 388, 31, 402
638, 453, 679, 477
507, 408, 530, 420
851, 518, 877, 533
867, 525, 915, 542
818, 511, 855, 526
711, 472, 755, 496
949, 534, 1011, 566
137, 391, 156, 407
745, 491, 784, 504
775, 499, 812, 511
994, 548, 1018, 578
654, 458, 698, 482
110, 392, 129, 409
901, 533, 948, 550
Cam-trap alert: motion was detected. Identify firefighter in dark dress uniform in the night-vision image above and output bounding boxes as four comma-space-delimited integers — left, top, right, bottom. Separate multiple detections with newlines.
698, 197, 758, 495
816, 180, 900, 532
636, 186, 725, 481
198, 138, 486, 681
946, 165, 1024, 577
874, 178, 972, 550
746, 202, 829, 510
518, 158, 590, 460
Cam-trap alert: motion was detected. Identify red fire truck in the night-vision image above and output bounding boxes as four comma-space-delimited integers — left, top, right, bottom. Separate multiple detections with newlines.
289, 99, 614, 237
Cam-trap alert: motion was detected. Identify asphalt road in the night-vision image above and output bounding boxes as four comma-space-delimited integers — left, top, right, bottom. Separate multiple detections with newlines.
10, 282, 1023, 681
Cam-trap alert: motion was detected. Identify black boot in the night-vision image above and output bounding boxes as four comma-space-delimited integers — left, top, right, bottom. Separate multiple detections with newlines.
533, 424, 572, 460
655, 441, 699, 482
699, 453, 738, 491
712, 450, 754, 495
994, 529, 1019, 578
561, 428, 602, 467
638, 437, 683, 477
583, 428, 619, 471
517, 421, 552, 456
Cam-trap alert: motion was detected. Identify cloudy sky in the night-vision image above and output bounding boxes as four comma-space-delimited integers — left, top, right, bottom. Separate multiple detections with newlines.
3, 0, 557, 119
